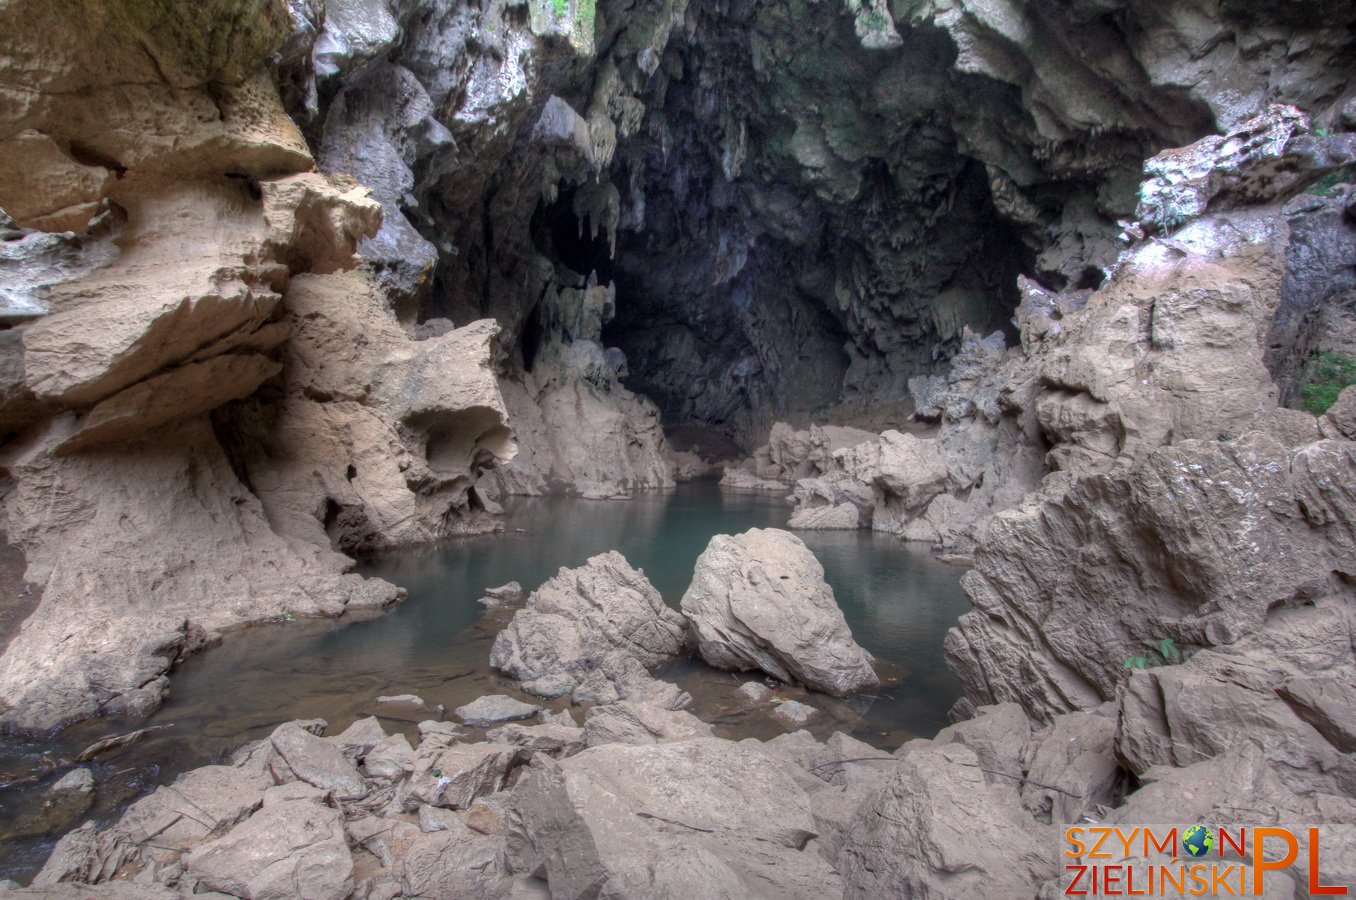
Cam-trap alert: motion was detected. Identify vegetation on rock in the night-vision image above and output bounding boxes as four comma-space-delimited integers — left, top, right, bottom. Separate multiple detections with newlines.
1300, 350, 1356, 414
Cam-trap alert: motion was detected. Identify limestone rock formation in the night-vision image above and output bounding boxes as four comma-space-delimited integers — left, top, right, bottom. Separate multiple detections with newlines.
24, 699, 1354, 899
782, 105, 1354, 556
947, 435, 1355, 723
510, 738, 842, 897
490, 551, 687, 703
0, 0, 538, 731
184, 800, 355, 900
838, 743, 1056, 898
455, 696, 543, 727
681, 529, 878, 695
723, 423, 878, 493
229, 270, 515, 554
0, 419, 404, 732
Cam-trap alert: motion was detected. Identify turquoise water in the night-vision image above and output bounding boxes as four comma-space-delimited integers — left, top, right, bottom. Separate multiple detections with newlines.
0, 483, 971, 881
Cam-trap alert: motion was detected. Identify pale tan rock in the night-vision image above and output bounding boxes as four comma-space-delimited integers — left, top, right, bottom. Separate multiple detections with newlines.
183, 800, 354, 900
527, 377, 673, 498
56, 354, 282, 455
22, 170, 377, 416
1326, 384, 1356, 440
668, 448, 713, 482
1021, 711, 1122, 824
0, 130, 111, 231
838, 743, 1056, 898
0, 419, 403, 731
948, 432, 1356, 805
397, 824, 508, 900
509, 738, 841, 897
582, 701, 715, 748
490, 551, 687, 702
269, 721, 368, 800
403, 742, 516, 811
681, 528, 878, 695
241, 272, 515, 554
113, 765, 270, 863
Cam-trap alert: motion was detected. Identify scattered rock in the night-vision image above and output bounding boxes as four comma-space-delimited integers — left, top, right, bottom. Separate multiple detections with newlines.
463, 793, 515, 837
1021, 711, 1123, 824
582, 701, 715, 748
538, 708, 577, 727
270, 721, 369, 800
329, 716, 388, 760
375, 694, 445, 722
404, 743, 516, 811
363, 734, 415, 781
396, 820, 509, 900
478, 582, 525, 609
1325, 384, 1356, 440
115, 765, 270, 862
838, 743, 1056, 898
510, 738, 841, 897
417, 720, 464, 741
681, 529, 878, 695
50, 768, 93, 796
772, 700, 819, 727
932, 702, 1032, 786
417, 804, 461, 833
484, 723, 586, 761
455, 695, 542, 727
736, 681, 772, 703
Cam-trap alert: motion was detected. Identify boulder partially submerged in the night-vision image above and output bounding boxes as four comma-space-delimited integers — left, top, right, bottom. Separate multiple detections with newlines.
681, 528, 878, 695
489, 551, 688, 703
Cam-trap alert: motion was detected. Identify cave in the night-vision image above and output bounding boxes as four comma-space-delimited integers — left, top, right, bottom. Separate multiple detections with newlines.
333, 0, 1239, 454
4, 0, 1356, 891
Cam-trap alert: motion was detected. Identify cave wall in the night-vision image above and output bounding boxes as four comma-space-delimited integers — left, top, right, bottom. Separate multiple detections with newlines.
301, 0, 1355, 448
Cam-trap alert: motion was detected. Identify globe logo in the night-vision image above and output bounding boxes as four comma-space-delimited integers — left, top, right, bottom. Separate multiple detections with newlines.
1183, 825, 1214, 858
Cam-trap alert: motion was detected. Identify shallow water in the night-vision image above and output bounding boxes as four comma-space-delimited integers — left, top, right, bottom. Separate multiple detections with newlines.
0, 482, 971, 881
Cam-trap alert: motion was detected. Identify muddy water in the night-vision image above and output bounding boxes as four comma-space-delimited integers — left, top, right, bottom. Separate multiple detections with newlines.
0, 482, 970, 881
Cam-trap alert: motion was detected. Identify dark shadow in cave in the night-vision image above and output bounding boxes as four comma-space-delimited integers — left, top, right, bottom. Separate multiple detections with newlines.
530, 186, 615, 286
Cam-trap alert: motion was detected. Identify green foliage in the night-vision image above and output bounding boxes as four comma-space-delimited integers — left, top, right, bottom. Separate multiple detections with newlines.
1306, 168, 1353, 198
1124, 637, 1182, 671
578, 0, 595, 33
552, 0, 567, 16
1300, 350, 1356, 415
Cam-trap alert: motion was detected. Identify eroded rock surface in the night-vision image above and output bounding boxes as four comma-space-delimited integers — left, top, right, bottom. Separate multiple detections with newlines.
510, 738, 842, 897
681, 529, 878, 695
490, 551, 687, 703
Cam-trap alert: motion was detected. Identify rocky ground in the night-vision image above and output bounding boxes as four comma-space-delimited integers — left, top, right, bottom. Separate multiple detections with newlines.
7, 528, 1353, 897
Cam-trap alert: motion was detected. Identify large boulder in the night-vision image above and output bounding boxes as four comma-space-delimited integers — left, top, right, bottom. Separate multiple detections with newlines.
680, 529, 878, 695
947, 435, 1356, 725
508, 737, 842, 897
837, 743, 1056, 898
581, 701, 715, 748
269, 721, 368, 800
183, 799, 354, 899
490, 551, 687, 703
